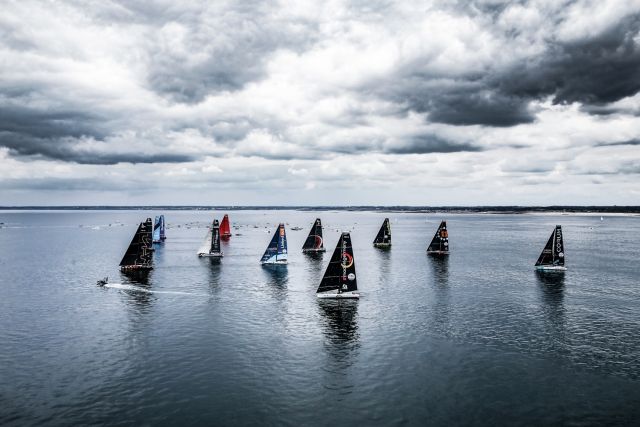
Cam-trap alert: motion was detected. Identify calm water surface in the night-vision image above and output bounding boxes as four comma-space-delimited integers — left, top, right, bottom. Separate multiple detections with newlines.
1, 210, 639, 426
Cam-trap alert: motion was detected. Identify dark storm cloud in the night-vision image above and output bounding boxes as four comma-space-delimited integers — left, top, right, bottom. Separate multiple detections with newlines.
595, 139, 640, 147
384, 134, 482, 154
0, 107, 106, 140
0, 177, 125, 191
374, 9, 640, 127
500, 15, 640, 106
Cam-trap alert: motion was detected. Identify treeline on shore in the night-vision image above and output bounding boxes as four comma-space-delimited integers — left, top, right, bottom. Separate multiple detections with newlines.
2, 205, 640, 213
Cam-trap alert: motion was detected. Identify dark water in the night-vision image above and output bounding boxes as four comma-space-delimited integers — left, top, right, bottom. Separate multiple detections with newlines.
1, 210, 639, 426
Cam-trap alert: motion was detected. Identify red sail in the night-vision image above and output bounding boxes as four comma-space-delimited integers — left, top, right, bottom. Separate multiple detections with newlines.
220, 214, 231, 237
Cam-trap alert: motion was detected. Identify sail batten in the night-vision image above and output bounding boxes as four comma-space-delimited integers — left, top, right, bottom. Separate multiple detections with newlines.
316, 232, 358, 298
302, 218, 325, 253
120, 218, 153, 270
535, 225, 565, 269
373, 218, 391, 247
427, 220, 449, 255
261, 223, 288, 264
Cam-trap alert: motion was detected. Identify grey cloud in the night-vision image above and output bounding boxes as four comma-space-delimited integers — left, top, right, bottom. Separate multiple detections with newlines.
501, 15, 640, 106
373, 8, 640, 127
106, 1, 319, 103
384, 135, 482, 154
595, 139, 640, 147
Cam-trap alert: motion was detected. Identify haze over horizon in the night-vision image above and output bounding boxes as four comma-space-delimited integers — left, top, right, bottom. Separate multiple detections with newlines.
1, 1, 640, 205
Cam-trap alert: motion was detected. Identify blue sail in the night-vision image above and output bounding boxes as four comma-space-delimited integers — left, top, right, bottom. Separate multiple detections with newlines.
153, 216, 161, 243
159, 215, 166, 241
260, 223, 288, 264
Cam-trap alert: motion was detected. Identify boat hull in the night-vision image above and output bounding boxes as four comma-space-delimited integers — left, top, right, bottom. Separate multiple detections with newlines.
302, 248, 326, 253
535, 265, 567, 271
373, 243, 391, 248
119, 265, 152, 271
198, 252, 223, 258
317, 291, 360, 299
261, 260, 288, 266
427, 250, 449, 255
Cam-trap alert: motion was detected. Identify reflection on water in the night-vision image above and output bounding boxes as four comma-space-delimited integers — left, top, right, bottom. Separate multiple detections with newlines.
119, 270, 153, 307
375, 247, 392, 278
262, 266, 288, 299
303, 251, 325, 276
429, 255, 449, 288
535, 271, 566, 351
429, 256, 450, 328
318, 300, 359, 345
204, 258, 223, 294
318, 300, 359, 392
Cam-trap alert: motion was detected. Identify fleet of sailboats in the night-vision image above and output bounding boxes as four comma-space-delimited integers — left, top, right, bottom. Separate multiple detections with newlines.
110, 215, 570, 294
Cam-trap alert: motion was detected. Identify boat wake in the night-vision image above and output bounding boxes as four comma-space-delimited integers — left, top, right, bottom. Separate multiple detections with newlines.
103, 283, 205, 296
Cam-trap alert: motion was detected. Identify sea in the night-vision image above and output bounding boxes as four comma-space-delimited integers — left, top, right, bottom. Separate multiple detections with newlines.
1, 210, 639, 426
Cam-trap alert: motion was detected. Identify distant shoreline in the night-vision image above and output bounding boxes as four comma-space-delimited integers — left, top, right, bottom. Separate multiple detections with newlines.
1, 206, 639, 214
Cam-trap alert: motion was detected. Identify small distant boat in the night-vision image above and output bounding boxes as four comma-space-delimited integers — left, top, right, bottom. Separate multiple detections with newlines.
120, 218, 153, 271
302, 218, 326, 253
373, 218, 391, 248
96, 277, 108, 287
316, 232, 359, 299
535, 225, 566, 271
427, 220, 449, 255
600, 216, 604, 221
198, 219, 223, 258
220, 214, 232, 238
260, 223, 288, 265
153, 215, 166, 243
291, 226, 303, 231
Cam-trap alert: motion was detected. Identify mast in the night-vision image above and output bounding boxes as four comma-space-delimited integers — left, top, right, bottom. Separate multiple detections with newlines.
535, 225, 565, 269
260, 223, 288, 264
373, 218, 391, 248
426, 220, 449, 255
220, 214, 231, 238
302, 218, 325, 253
316, 232, 358, 298
120, 218, 153, 270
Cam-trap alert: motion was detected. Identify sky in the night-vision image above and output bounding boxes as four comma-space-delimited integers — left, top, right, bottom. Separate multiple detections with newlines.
1, 0, 640, 206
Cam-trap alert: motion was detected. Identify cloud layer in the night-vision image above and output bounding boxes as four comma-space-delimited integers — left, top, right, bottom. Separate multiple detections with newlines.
1, 0, 639, 204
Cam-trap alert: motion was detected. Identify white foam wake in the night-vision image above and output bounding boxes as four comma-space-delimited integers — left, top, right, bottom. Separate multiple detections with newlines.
104, 283, 204, 296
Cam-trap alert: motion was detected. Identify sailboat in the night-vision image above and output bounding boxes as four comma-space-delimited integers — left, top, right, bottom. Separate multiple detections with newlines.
426, 220, 449, 255
316, 232, 359, 299
260, 223, 288, 265
153, 215, 166, 243
373, 218, 391, 248
220, 214, 232, 238
159, 215, 166, 241
198, 219, 223, 258
119, 218, 153, 271
535, 225, 566, 271
302, 218, 326, 253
